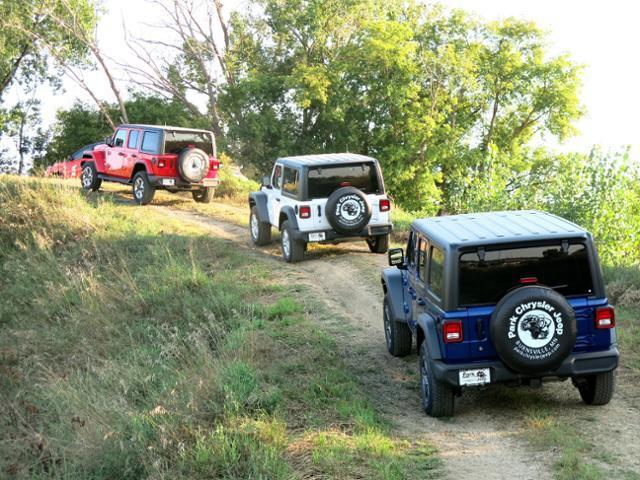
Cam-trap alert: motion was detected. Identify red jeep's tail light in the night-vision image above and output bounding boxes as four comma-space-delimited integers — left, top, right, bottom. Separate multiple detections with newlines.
299, 205, 311, 219
158, 158, 166, 168
595, 307, 615, 329
380, 199, 391, 212
210, 160, 219, 170
443, 321, 463, 343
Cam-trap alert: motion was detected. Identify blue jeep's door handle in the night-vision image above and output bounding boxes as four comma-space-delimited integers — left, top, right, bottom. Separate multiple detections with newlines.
417, 298, 426, 306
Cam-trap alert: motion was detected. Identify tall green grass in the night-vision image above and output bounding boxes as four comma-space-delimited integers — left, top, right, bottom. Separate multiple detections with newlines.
0, 177, 438, 478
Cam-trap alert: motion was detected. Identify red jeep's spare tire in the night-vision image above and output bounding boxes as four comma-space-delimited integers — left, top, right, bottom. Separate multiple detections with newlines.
177, 148, 209, 183
490, 286, 577, 374
325, 187, 372, 234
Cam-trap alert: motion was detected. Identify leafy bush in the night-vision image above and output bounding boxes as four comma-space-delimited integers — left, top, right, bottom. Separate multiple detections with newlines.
215, 153, 260, 202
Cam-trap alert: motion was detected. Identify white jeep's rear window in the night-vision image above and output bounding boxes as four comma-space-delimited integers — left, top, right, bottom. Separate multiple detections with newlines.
307, 163, 380, 199
458, 243, 594, 306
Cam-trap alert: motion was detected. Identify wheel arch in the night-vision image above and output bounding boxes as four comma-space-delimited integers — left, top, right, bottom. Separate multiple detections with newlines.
381, 267, 408, 323
417, 312, 442, 360
248, 191, 270, 224
279, 206, 298, 230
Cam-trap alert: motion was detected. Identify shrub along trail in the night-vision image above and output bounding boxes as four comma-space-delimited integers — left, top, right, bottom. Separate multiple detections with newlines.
154, 199, 640, 480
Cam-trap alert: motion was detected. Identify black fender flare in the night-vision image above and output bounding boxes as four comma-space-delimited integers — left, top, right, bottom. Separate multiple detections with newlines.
381, 267, 408, 323
279, 206, 299, 230
416, 312, 442, 360
248, 192, 270, 224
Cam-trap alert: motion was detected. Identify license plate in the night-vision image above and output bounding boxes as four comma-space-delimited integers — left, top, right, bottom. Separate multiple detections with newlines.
308, 232, 326, 242
458, 368, 491, 386
162, 179, 175, 186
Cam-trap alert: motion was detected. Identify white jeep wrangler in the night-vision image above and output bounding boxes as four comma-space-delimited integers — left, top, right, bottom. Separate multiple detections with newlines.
248, 153, 393, 262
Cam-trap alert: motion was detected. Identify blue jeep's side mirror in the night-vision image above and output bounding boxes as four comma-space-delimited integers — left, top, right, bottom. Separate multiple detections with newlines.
388, 248, 405, 268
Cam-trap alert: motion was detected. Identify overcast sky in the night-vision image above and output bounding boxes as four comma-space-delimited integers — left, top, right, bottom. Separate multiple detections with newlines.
16, 0, 640, 157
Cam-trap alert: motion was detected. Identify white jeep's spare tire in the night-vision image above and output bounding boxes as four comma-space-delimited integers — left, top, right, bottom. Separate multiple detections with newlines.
490, 286, 576, 373
177, 148, 209, 183
325, 187, 372, 234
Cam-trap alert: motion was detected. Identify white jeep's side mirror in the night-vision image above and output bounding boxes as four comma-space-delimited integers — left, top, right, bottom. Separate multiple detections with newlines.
261, 176, 271, 188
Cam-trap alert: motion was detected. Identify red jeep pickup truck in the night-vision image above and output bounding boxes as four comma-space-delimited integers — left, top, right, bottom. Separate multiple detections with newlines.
80, 124, 220, 205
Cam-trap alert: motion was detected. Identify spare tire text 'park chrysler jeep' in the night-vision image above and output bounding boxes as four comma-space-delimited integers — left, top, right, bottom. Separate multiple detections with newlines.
382, 211, 618, 417
80, 124, 220, 205
248, 153, 393, 262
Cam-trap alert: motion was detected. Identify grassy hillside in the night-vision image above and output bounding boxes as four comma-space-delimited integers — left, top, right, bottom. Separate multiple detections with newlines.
0, 177, 438, 479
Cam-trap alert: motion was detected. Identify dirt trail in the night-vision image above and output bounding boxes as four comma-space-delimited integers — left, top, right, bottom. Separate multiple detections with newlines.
155, 205, 640, 480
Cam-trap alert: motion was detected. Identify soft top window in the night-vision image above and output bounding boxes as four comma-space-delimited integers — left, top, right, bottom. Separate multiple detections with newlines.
164, 130, 214, 155
458, 243, 594, 306
307, 162, 381, 199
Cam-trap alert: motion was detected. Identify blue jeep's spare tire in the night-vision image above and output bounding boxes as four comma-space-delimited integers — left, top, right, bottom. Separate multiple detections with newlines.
490, 286, 577, 374
325, 187, 372, 234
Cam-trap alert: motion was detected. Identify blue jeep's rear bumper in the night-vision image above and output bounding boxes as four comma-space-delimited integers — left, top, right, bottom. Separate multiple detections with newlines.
432, 346, 619, 387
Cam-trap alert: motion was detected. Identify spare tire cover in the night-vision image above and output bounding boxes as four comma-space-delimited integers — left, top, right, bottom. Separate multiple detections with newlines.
177, 148, 209, 183
490, 286, 577, 373
325, 187, 372, 234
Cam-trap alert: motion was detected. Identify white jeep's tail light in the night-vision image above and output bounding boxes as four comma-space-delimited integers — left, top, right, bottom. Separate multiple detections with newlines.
443, 321, 463, 343
379, 198, 391, 212
595, 307, 615, 329
299, 205, 311, 219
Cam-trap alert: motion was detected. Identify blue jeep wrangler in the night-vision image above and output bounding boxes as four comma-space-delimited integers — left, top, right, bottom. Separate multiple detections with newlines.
382, 210, 619, 417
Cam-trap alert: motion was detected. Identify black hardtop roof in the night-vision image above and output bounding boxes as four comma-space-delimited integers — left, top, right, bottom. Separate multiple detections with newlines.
276, 153, 378, 167
118, 124, 214, 135
414, 210, 590, 249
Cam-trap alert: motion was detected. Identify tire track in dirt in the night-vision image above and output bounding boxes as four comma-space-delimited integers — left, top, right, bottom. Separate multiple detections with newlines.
154, 205, 640, 479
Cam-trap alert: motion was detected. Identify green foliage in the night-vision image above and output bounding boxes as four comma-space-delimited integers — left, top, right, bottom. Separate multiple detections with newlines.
222, 1, 584, 212
0, 176, 439, 478
0, 0, 97, 101
215, 153, 261, 201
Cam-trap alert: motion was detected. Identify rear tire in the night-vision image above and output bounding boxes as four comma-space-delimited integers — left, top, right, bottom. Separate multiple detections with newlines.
192, 187, 214, 203
250, 206, 271, 246
81, 162, 101, 191
281, 220, 305, 263
420, 342, 454, 417
132, 171, 156, 205
383, 297, 412, 357
577, 371, 615, 405
367, 234, 389, 253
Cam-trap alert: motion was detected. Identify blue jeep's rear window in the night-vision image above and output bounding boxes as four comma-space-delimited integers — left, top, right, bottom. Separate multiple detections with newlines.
458, 243, 594, 306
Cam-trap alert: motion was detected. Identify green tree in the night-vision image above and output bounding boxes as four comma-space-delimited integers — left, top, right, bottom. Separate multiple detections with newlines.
1, 99, 42, 174
222, 1, 583, 212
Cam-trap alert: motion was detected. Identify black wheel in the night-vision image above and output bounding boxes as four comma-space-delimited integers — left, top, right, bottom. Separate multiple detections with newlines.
250, 206, 271, 246
192, 187, 214, 203
325, 187, 372, 234
177, 148, 209, 183
280, 220, 305, 263
80, 162, 101, 191
383, 297, 412, 356
577, 371, 615, 405
490, 286, 577, 373
419, 342, 454, 417
367, 234, 389, 254
132, 171, 156, 205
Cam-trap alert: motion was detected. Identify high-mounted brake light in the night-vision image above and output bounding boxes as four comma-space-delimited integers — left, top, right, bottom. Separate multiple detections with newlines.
595, 307, 615, 329
380, 199, 391, 212
443, 321, 463, 343
519, 277, 538, 284
299, 205, 311, 219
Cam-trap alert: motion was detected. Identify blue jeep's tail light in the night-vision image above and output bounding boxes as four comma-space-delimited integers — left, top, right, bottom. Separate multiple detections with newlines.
595, 307, 615, 329
299, 205, 311, 219
443, 321, 463, 343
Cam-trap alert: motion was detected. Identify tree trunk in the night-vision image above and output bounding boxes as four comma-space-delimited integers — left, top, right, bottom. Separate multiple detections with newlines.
17, 113, 25, 175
